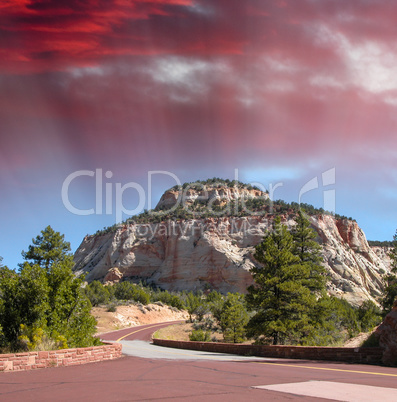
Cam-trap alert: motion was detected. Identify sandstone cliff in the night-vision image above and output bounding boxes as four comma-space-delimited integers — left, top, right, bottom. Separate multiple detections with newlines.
156, 185, 268, 210
74, 206, 391, 306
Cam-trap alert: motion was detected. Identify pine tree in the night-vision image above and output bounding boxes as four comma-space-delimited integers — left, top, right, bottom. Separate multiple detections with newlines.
219, 293, 249, 343
246, 216, 326, 345
382, 231, 397, 315
22, 226, 71, 271
291, 211, 327, 292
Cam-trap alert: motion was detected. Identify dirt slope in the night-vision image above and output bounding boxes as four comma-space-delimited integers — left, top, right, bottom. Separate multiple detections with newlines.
92, 303, 188, 334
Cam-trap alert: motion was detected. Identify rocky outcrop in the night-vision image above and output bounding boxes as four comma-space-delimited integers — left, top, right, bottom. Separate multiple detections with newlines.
314, 215, 390, 305
74, 213, 391, 305
376, 301, 397, 366
156, 185, 268, 210
104, 267, 123, 284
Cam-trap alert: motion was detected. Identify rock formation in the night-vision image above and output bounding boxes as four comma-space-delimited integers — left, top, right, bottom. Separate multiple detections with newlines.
74, 184, 391, 305
156, 186, 268, 210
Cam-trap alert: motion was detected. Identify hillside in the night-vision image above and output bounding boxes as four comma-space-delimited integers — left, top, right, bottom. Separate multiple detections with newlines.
73, 181, 391, 306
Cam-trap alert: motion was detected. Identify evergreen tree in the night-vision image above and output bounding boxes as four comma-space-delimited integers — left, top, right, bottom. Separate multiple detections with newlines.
208, 291, 225, 324
246, 217, 326, 345
0, 265, 23, 347
22, 226, 71, 270
45, 259, 97, 347
219, 293, 249, 343
291, 211, 327, 292
382, 231, 397, 314
0, 263, 50, 349
185, 292, 202, 322
0, 227, 98, 350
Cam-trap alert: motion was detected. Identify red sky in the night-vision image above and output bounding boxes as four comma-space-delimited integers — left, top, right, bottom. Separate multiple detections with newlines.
1, 0, 396, 267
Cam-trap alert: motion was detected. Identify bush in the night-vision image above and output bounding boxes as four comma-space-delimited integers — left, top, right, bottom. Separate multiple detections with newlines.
113, 281, 150, 304
84, 281, 110, 306
151, 290, 185, 310
357, 300, 382, 332
189, 329, 211, 342
107, 303, 117, 312
18, 325, 68, 351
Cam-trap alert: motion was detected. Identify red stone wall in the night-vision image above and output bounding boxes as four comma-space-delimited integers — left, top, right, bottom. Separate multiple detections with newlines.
0, 343, 122, 372
153, 339, 383, 365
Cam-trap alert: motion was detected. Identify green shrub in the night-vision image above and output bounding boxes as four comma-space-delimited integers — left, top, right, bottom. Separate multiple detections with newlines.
189, 329, 211, 342
113, 281, 150, 304
84, 281, 110, 306
107, 303, 117, 312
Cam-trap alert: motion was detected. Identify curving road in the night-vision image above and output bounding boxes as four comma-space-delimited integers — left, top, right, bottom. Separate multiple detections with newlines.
101, 320, 184, 342
1, 322, 397, 401
101, 321, 275, 361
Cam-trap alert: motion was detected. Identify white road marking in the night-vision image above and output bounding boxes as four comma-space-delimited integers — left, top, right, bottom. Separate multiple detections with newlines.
253, 381, 397, 401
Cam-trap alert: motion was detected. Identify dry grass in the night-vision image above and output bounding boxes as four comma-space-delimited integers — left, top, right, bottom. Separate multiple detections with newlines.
343, 331, 373, 347
153, 323, 193, 341
153, 322, 228, 342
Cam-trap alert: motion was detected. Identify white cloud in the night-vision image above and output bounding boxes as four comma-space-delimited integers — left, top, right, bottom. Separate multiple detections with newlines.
69, 66, 106, 78
153, 57, 229, 87
146, 56, 232, 102
343, 41, 397, 93
311, 23, 397, 94
384, 96, 397, 106
264, 57, 301, 73
154, 58, 208, 85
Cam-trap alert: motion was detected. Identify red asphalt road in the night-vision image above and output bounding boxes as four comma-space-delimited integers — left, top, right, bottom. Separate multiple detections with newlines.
1, 322, 397, 401
100, 320, 184, 342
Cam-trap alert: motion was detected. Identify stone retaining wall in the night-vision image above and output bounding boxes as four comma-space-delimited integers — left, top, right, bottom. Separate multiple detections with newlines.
153, 339, 383, 365
0, 343, 122, 372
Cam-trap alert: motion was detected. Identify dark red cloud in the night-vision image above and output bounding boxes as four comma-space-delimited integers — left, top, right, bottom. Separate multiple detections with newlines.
0, 0, 395, 86
1, 0, 397, 74
0, 0, 196, 73
1, 0, 397, 176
